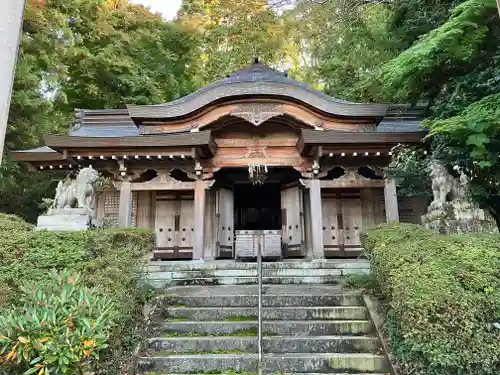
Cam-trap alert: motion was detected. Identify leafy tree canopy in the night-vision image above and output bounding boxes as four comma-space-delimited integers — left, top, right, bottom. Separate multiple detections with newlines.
1, 0, 198, 222
178, 0, 288, 84
375, 0, 500, 226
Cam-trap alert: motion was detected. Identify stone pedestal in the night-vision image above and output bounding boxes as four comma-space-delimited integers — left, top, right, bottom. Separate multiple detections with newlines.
422, 202, 497, 234
37, 208, 96, 231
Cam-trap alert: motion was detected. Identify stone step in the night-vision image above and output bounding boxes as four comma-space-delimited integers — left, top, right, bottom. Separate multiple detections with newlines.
264, 353, 390, 373
264, 336, 381, 354
165, 293, 364, 308
146, 335, 380, 354
161, 373, 388, 375
165, 306, 369, 320
150, 275, 344, 287
150, 267, 365, 280
148, 259, 370, 272
162, 320, 375, 336
138, 353, 389, 373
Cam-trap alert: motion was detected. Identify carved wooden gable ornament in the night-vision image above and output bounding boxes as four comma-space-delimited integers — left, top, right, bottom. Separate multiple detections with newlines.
230, 103, 284, 126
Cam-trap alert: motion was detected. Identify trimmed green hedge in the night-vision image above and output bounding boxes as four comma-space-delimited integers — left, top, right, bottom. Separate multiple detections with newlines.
0, 213, 156, 374
362, 223, 500, 375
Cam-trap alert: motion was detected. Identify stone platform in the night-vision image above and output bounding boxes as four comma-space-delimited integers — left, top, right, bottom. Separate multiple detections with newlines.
147, 259, 370, 287
36, 208, 94, 231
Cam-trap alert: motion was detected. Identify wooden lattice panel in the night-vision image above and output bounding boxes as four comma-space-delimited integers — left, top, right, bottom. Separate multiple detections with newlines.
99, 191, 138, 227
131, 192, 138, 227
103, 191, 120, 227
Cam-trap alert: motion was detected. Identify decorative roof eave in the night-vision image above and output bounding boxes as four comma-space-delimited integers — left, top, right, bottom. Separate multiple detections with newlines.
12, 146, 66, 162
44, 131, 213, 150
298, 129, 427, 156
127, 82, 388, 122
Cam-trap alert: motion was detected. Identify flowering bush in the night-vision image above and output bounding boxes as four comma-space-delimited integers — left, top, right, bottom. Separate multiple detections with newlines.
0, 270, 115, 375
0, 213, 156, 375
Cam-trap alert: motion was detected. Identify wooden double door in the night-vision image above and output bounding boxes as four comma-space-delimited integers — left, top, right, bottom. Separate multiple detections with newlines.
154, 193, 194, 259
322, 190, 363, 258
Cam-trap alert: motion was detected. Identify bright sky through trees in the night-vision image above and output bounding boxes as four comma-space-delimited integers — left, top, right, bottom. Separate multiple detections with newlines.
131, 0, 182, 20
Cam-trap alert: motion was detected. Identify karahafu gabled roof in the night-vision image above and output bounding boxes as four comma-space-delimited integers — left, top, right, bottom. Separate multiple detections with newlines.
127, 58, 389, 121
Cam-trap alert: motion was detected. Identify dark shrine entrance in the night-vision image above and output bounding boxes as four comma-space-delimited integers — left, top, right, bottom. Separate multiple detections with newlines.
234, 183, 281, 231
213, 167, 305, 260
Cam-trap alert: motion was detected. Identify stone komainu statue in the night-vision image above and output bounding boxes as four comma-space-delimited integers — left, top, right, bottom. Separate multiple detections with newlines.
53, 166, 99, 211
429, 160, 455, 210
429, 160, 471, 211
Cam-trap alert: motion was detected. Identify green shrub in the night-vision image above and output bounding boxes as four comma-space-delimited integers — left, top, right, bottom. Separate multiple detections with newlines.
362, 223, 500, 375
344, 273, 379, 294
0, 270, 115, 375
0, 213, 156, 375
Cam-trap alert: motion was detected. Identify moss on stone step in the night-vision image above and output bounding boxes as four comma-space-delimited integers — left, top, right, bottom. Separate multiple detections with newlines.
161, 327, 258, 337
154, 349, 248, 356
223, 315, 258, 322
161, 370, 256, 374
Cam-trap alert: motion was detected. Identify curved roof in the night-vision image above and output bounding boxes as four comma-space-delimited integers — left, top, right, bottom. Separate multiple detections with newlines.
127, 59, 388, 120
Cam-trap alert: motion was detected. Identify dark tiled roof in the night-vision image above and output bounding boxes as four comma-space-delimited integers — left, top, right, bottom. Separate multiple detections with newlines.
377, 119, 423, 132
71, 124, 140, 137
127, 60, 388, 120
70, 108, 139, 137
14, 146, 55, 153
11, 146, 64, 162
377, 104, 427, 132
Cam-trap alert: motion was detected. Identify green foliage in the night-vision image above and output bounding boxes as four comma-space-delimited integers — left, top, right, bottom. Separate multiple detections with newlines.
0, 213, 156, 375
386, 145, 432, 196
361, 0, 500, 228
58, 2, 198, 109
386, 0, 464, 46
426, 95, 500, 227
362, 223, 500, 375
367, 0, 497, 102
344, 273, 379, 294
298, 0, 400, 100
2, 0, 198, 222
427, 93, 500, 163
178, 0, 288, 84
0, 270, 115, 375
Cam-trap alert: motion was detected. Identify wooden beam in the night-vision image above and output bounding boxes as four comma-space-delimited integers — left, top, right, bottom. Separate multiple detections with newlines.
131, 180, 213, 191
45, 132, 212, 149
66, 148, 194, 158
300, 179, 386, 189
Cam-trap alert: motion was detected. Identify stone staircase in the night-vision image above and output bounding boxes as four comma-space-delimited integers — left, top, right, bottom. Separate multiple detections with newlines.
137, 283, 391, 375
147, 259, 371, 287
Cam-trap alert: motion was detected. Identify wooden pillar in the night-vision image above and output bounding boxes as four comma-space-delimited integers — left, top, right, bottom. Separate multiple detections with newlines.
118, 181, 133, 228
204, 189, 216, 260
136, 191, 152, 229
360, 188, 373, 230
303, 189, 313, 258
309, 178, 324, 259
384, 179, 399, 223
193, 179, 206, 260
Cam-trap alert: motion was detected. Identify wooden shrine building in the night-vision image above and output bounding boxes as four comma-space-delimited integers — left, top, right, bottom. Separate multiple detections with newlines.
14, 59, 427, 261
